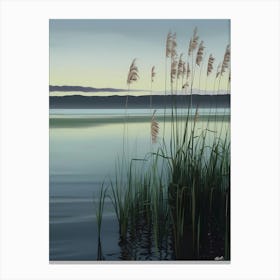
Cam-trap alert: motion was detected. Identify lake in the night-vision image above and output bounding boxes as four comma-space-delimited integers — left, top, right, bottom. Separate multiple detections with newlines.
49, 108, 230, 261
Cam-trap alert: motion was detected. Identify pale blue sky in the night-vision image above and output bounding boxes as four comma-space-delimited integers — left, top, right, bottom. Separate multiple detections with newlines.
50, 19, 230, 95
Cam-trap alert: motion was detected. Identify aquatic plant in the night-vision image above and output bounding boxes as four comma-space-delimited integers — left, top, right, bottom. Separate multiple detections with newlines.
95, 184, 107, 260
151, 110, 159, 144
221, 45, 230, 76
95, 28, 230, 261
196, 41, 205, 67
126, 58, 139, 109
150, 65, 156, 109
151, 66, 156, 83
127, 58, 139, 85
207, 54, 215, 77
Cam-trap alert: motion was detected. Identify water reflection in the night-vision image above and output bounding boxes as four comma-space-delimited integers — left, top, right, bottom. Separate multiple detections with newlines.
49, 109, 230, 260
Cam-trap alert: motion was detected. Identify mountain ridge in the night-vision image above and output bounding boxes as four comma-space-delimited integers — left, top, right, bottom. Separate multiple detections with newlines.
50, 94, 230, 109
50, 85, 144, 93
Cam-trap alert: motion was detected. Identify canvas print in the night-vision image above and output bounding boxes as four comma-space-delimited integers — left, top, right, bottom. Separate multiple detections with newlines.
49, 19, 230, 261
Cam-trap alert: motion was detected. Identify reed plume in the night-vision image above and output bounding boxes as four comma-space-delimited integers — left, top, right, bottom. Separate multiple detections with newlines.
196, 41, 205, 66
125, 58, 139, 143
166, 31, 177, 58
170, 33, 178, 88
151, 66, 156, 83
164, 31, 176, 138
166, 31, 173, 58
127, 58, 139, 85
171, 33, 177, 58
151, 109, 159, 143
171, 59, 178, 84
221, 44, 230, 75
166, 32, 177, 93
188, 27, 199, 56
150, 66, 156, 109
177, 53, 184, 79
207, 54, 215, 76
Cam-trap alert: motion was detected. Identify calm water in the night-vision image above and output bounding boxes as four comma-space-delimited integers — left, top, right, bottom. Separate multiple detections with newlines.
49, 108, 230, 261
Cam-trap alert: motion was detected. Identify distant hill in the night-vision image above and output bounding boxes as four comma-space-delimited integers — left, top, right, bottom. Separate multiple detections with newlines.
49, 94, 230, 109
49, 85, 142, 93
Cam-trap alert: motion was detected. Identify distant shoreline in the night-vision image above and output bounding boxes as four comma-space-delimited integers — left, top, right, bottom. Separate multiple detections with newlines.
50, 94, 230, 109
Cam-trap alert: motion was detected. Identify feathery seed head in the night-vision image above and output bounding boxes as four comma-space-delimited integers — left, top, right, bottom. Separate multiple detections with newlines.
171, 32, 177, 58
151, 66, 156, 83
196, 40, 205, 66
177, 53, 184, 79
166, 31, 177, 58
127, 58, 139, 85
165, 31, 173, 58
188, 27, 199, 56
221, 44, 230, 75
207, 54, 215, 76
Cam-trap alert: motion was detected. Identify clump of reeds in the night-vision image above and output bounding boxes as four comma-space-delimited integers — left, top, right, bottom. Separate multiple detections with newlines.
96, 28, 230, 261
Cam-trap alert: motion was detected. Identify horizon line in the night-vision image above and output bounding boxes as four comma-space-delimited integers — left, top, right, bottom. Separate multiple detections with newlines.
49, 85, 230, 95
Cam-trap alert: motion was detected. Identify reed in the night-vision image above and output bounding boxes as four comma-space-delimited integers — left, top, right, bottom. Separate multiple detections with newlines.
150, 66, 156, 109
95, 184, 107, 260
151, 110, 159, 144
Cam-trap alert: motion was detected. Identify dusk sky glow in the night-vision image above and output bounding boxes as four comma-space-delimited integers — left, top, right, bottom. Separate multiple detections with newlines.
50, 19, 230, 96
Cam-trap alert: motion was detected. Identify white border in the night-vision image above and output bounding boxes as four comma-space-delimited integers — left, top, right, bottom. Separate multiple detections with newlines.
0, 0, 279, 279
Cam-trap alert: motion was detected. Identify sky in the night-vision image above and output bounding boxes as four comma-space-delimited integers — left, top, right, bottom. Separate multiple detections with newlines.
49, 19, 230, 96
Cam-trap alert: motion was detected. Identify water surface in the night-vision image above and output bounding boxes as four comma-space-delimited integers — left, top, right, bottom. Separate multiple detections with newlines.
49, 108, 230, 260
